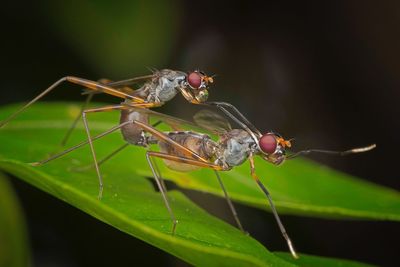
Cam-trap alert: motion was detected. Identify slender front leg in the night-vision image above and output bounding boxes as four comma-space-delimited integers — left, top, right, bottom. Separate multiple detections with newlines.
249, 154, 298, 259
199, 102, 260, 144
204, 101, 261, 136
176, 87, 199, 104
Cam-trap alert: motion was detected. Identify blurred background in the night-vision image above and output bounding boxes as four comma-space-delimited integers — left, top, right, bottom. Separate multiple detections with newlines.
1, 1, 399, 266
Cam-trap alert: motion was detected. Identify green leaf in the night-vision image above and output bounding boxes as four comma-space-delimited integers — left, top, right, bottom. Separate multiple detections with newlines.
0, 102, 393, 266
0, 173, 31, 267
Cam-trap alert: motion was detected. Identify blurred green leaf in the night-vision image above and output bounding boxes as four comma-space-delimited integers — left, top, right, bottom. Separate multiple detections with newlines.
0, 102, 392, 266
0, 173, 31, 267
42, 0, 181, 76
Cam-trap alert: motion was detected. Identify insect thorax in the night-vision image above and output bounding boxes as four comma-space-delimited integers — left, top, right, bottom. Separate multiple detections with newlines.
135, 69, 187, 103
218, 129, 254, 167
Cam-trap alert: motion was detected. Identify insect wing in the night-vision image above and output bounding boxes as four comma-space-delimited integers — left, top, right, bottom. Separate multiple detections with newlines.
193, 110, 231, 134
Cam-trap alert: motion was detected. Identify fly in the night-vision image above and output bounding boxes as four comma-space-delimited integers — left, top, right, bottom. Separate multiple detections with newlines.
28, 106, 376, 259
0, 68, 214, 196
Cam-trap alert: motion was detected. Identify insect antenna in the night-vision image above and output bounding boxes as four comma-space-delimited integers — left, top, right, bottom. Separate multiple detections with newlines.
287, 144, 376, 159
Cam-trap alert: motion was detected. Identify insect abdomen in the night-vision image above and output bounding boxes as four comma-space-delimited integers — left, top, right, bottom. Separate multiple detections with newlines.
158, 132, 214, 172
120, 110, 149, 145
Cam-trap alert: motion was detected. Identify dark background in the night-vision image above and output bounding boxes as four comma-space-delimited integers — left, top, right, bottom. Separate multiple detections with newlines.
1, 1, 399, 266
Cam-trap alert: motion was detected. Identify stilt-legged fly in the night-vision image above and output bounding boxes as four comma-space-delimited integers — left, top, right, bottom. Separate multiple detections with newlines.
27, 105, 375, 258
0, 69, 214, 197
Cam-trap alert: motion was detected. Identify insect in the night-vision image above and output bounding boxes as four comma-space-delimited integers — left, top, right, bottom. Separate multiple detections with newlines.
0, 69, 213, 144
0, 68, 216, 195
27, 105, 376, 259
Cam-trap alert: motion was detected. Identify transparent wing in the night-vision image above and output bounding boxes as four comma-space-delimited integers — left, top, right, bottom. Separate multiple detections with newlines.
193, 110, 231, 134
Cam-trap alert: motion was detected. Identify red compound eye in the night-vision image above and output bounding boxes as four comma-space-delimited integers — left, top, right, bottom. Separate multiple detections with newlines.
259, 133, 277, 154
188, 72, 202, 89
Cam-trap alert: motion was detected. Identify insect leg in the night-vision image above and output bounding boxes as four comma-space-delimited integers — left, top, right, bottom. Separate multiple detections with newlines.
204, 101, 262, 136
82, 105, 129, 199
0, 76, 145, 128
176, 87, 197, 104
71, 119, 163, 171
214, 170, 245, 233
132, 121, 209, 163
145, 152, 248, 233
31, 122, 131, 166
145, 152, 246, 233
200, 102, 261, 144
146, 151, 223, 170
145, 151, 229, 235
60, 77, 143, 146
249, 154, 298, 259
81, 104, 174, 199
146, 152, 178, 234
150, 156, 168, 193
72, 143, 130, 172
59, 93, 94, 146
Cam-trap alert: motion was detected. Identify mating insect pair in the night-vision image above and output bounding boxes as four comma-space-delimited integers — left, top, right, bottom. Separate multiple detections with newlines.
0, 69, 375, 259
